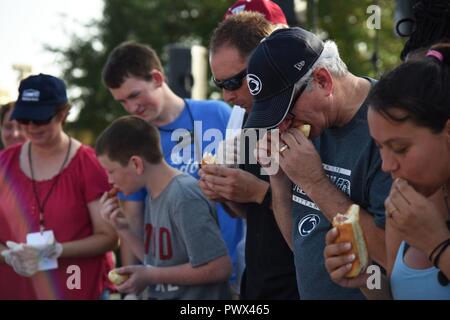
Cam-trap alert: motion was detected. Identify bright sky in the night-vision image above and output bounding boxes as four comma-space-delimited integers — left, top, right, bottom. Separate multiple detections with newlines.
0, 0, 104, 102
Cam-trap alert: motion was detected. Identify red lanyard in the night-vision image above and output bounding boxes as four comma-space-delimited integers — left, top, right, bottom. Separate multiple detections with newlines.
28, 138, 72, 233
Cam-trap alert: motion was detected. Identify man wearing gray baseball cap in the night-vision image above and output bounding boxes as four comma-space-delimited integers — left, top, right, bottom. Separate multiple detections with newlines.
245, 27, 392, 299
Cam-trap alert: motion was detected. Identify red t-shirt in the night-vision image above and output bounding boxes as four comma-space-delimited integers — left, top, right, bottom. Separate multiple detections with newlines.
0, 144, 112, 299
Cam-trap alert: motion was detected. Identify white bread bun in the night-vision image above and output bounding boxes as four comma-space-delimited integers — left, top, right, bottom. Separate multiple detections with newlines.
201, 152, 217, 166
297, 124, 311, 138
332, 204, 369, 278
108, 269, 129, 285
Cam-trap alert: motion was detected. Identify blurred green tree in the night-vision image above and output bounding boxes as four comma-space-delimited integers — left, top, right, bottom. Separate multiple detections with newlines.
306, 0, 403, 78
52, 0, 403, 144
50, 0, 230, 144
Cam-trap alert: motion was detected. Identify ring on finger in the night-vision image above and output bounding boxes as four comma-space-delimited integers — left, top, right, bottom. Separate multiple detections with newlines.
279, 144, 289, 153
387, 207, 399, 218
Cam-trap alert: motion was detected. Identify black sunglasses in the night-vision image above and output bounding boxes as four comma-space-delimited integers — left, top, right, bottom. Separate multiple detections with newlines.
213, 69, 247, 91
16, 116, 54, 126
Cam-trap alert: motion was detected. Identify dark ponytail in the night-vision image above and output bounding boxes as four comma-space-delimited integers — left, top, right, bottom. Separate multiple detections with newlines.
368, 43, 450, 133
400, 0, 450, 61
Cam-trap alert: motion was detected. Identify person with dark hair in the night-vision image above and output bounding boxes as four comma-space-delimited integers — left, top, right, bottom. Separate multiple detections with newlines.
399, 0, 450, 61
0, 102, 26, 148
247, 27, 392, 299
209, 12, 280, 114
324, 43, 450, 299
201, 11, 299, 300
101, 42, 243, 290
0, 74, 118, 299
96, 116, 232, 299
210, 2, 288, 297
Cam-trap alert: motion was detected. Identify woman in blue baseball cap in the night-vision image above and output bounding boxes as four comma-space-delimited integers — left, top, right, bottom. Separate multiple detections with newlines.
0, 74, 118, 299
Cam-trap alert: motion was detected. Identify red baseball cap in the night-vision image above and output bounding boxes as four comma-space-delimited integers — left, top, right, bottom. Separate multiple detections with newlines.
224, 0, 288, 25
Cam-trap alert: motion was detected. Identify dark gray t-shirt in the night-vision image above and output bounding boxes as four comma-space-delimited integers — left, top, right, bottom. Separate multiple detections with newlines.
144, 173, 231, 300
291, 83, 392, 299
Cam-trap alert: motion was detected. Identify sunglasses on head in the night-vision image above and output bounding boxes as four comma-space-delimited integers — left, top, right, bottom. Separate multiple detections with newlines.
16, 116, 54, 126
213, 69, 247, 91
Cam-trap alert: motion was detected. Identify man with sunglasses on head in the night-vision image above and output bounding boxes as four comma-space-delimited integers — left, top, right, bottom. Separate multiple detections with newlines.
101, 42, 244, 297
199, 11, 299, 300
245, 27, 393, 299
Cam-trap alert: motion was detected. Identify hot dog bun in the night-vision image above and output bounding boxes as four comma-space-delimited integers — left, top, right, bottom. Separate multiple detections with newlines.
107, 187, 119, 199
108, 269, 129, 285
332, 204, 369, 278
201, 152, 216, 166
297, 124, 311, 138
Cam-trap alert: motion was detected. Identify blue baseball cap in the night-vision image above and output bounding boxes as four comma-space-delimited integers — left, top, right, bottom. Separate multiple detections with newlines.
243, 27, 324, 129
12, 73, 68, 121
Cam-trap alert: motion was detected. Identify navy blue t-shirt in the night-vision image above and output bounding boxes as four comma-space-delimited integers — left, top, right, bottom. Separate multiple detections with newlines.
291, 80, 392, 299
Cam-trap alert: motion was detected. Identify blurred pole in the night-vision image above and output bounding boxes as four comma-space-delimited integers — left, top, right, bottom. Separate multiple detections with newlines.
372, 0, 380, 77
166, 44, 207, 100
311, 0, 319, 33
305, 0, 319, 33
394, 0, 417, 37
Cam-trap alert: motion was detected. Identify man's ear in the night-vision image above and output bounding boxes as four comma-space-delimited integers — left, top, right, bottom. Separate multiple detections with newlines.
130, 155, 145, 175
150, 69, 165, 88
312, 68, 333, 96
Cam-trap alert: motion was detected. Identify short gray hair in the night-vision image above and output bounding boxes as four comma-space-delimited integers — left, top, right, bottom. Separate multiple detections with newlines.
295, 40, 348, 91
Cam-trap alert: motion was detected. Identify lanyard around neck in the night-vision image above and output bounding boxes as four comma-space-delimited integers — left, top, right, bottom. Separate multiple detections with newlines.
28, 138, 72, 233
158, 100, 202, 163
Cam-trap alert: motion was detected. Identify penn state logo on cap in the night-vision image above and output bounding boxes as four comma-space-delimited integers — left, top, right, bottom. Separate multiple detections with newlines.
247, 74, 262, 96
298, 214, 321, 237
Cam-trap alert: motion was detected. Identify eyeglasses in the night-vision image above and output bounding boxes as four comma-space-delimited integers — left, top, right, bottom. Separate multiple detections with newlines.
213, 69, 247, 91
286, 82, 308, 116
294, 81, 308, 102
16, 116, 54, 126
